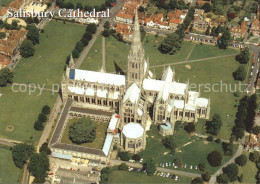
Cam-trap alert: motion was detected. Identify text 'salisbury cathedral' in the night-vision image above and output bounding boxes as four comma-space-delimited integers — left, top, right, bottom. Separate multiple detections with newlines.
50, 11, 210, 162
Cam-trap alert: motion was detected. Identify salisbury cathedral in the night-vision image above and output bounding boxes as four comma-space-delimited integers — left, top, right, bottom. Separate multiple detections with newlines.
59, 11, 210, 155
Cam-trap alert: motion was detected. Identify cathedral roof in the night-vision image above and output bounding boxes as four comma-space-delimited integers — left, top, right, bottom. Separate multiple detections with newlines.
123, 82, 140, 104
71, 69, 125, 86
161, 66, 174, 82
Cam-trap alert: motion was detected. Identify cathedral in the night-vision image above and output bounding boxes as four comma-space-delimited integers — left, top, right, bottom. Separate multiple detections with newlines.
60, 11, 210, 154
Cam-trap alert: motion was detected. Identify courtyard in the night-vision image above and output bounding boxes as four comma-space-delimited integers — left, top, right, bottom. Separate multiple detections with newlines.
61, 118, 108, 149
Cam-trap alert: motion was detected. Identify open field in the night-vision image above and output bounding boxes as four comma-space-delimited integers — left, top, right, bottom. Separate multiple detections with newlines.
108, 168, 192, 183
0, 146, 21, 184
0, 0, 12, 6
13, 21, 85, 87
0, 87, 57, 142
64, 0, 106, 7
61, 118, 108, 149
0, 21, 85, 142
139, 124, 238, 174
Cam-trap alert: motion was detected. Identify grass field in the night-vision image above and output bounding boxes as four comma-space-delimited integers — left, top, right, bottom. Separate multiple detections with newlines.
13, 21, 85, 87
0, 21, 85, 142
61, 118, 108, 149
0, 0, 13, 6
64, 0, 106, 7
108, 168, 192, 183
139, 124, 238, 174
0, 146, 21, 184
234, 152, 257, 184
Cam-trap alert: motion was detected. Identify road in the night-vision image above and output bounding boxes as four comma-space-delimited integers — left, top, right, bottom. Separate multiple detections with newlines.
209, 145, 244, 184
109, 159, 200, 178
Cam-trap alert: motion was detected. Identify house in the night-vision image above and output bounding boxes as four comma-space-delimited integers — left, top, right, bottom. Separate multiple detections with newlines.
115, 10, 134, 24
114, 23, 133, 41
192, 9, 211, 32
229, 21, 247, 39
167, 9, 187, 31
0, 28, 28, 57
249, 17, 260, 36
8, 0, 24, 11
0, 54, 10, 70
196, 0, 210, 6
0, 7, 8, 21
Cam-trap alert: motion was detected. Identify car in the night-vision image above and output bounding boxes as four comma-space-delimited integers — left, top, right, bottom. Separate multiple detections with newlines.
174, 166, 178, 168
167, 173, 170, 177
140, 158, 143, 163
251, 72, 253, 76
175, 176, 179, 181
163, 173, 166, 177
160, 172, 164, 177
195, 166, 198, 170
253, 59, 255, 63
166, 163, 168, 167
252, 66, 254, 69
169, 162, 172, 167
172, 162, 175, 166
137, 168, 141, 172
162, 164, 164, 168
129, 159, 135, 163
190, 165, 193, 169
159, 163, 162, 167
184, 164, 187, 168
157, 172, 160, 176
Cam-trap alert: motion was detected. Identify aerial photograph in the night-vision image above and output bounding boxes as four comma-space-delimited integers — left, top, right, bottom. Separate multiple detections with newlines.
0, 0, 259, 183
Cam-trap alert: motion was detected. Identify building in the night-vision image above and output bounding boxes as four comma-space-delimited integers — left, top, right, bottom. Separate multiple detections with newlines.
50, 11, 210, 162
114, 23, 133, 41
0, 54, 10, 69
249, 17, 260, 36
192, 9, 211, 32
167, 9, 187, 31
0, 7, 8, 21
229, 21, 247, 39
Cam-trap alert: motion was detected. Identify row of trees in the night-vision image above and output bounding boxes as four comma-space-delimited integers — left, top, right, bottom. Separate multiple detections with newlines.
232, 95, 257, 140
0, 68, 14, 87
159, 7, 195, 55
12, 142, 51, 183
34, 105, 51, 131
20, 25, 40, 58
56, 0, 114, 12
65, 23, 97, 64
233, 47, 250, 81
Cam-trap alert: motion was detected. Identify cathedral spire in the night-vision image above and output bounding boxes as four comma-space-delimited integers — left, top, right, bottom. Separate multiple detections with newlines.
69, 54, 75, 69
130, 10, 143, 51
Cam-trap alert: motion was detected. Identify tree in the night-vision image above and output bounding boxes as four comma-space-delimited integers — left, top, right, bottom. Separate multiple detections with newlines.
81, 37, 89, 46
252, 126, 260, 135
222, 142, 234, 156
75, 41, 84, 52
82, 32, 93, 41
102, 29, 110, 37
104, 21, 110, 29
191, 177, 203, 184
26, 24, 39, 45
118, 151, 130, 161
202, 3, 211, 13
235, 154, 247, 166
76, 2, 83, 10
184, 122, 195, 133
201, 172, 211, 182
143, 159, 156, 176
0, 68, 14, 87
245, 95, 257, 133
159, 33, 182, 54
249, 151, 259, 162
162, 136, 176, 154
66, 2, 74, 9
86, 23, 97, 34
38, 113, 47, 123
118, 163, 128, 170
72, 49, 80, 58
34, 120, 44, 131
20, 40, 35, 58
207, 150, 223, 167
233, 65, 246, 81
0, 32, 6, 39
39, 142, 51, 155
198, 163, 205, 171
207, 135, 214, 142
218, 30, 231, 49
28, 153, 50, 183
206, 114, 222, 135
69, 118, 96, 144
217, 173, 229, 184
42, 105, 50, 115
12, 143, 34, 168
222, 163, 238, 182
132, 154, 141, 161
238, 174, 243, 183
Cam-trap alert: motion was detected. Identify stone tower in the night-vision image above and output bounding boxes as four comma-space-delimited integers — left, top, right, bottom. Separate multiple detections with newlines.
127, 10, 145, 88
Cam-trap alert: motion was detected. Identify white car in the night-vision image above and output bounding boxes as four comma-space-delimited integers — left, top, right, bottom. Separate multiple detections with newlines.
160, 172, 164, 177
190, 165, 193, 169
165, 163, 168, 167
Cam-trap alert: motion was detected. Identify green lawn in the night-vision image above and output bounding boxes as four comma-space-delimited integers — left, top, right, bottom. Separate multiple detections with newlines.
61, 118, 108, 149
0, 0, 13, 6
188, 43, 238, 61
108, 168, 192, 183
234, 152, 257, 184
64, 0, 106, 7
0, 21, 85, 142
13, 21, 85, 87
139, 124, 238, 174
0, 87, 57, 142
0, 146, 21, 184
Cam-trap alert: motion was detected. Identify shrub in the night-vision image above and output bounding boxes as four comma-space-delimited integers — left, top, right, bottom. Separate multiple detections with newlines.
207, 150, 223, 167
132, 154, 141, 161
118, 163, 128, 170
